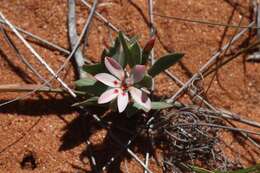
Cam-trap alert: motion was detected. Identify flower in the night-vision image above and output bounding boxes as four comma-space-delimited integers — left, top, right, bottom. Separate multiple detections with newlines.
95, 57, 151, 113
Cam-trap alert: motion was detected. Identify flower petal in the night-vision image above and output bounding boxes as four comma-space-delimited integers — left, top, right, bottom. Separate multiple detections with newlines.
131, 65, 145, 83
95, 73, 121, 87
105, 57, 125, 80
117, 91, 129, 113
129, 87, 151, 111
98, 88, 121, 104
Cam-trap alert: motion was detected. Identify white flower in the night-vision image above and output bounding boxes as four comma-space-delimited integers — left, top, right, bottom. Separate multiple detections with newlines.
95, 57, 151, 113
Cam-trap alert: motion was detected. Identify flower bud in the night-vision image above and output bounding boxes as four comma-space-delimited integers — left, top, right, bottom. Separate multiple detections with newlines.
143, 36, 156, 53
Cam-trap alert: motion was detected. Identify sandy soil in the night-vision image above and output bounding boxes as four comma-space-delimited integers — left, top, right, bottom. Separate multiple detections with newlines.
0, 0, 259, 172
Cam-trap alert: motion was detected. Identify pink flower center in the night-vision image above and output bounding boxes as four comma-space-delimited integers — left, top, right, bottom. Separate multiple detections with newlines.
114, 80, 119, 85
114, 89, 119, 93
121, 83, 128, 91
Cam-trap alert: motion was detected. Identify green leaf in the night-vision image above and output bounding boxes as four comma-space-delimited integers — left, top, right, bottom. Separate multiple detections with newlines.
229, 164, 260, 173
189, 166, 214, 173
114, 48, 126, 68
82, 63, 106, 75
75, 78, 96, 88
111, 37, 126, 67
142, 52, 150, 65
148, 53, 184, 77
151, 102, 174, 109
101, 37, 120, 58
132, 102, 149, 112
192, 168, 211, 173
189, 164, 260, 173
72, 97, 99, 107
119, 32, 134, 67
75, 78, 107, 96
101, 36, 126, 67
134, 75, 153, 89
101, 48, 109, 59
129, 35, 139, 45
129, 42, 142, 65
132, 101, 174, 112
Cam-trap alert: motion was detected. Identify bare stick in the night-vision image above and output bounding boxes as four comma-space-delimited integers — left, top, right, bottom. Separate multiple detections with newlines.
144, 152, 150, 173
127, 149, 153, 173
148, 0, 155, 65
85, 140, 98, 173
164, 59, 260, 151
81, 0, 99, 62
204, 109, 260, 128
0, 28, 50, 86
164, 70, 260, 127
0, 84, 62, 93
92, 114, 154, 173
80, 0, 119, 32
0, 0, 99, 108
173, 123, 260, 136
153, 13, 259, 29
145, 0, 157, 153
167, 22, 255, 103
51, 0, 99, 76
68, 0, 86, 79
0, 18, 70, 55
163, 16, 260, 129
247, 1, 260, 61
101, 140, 134, 172
205, 40, 260, 77
0, 12, 76, 97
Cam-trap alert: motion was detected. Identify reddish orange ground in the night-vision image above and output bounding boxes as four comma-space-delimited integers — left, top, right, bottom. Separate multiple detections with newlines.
0, 0, 259, 172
